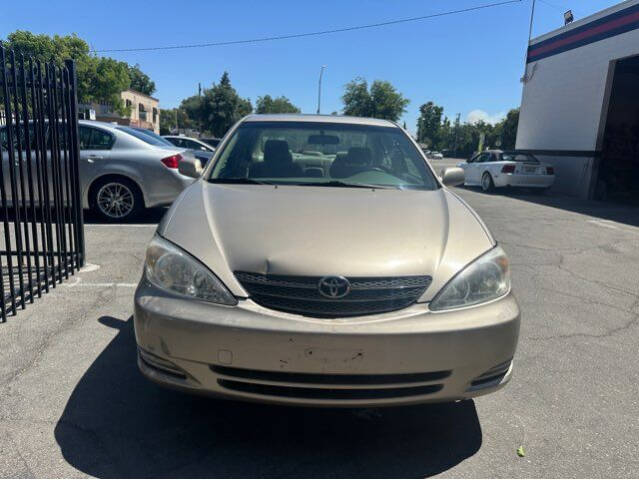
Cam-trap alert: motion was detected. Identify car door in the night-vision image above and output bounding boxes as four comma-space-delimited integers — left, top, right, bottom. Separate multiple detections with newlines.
481, 152, 498, 179
1, 124, 38, 206
459, 154, 476, 184
467, 153, 487, 184
78, 125, 114, 194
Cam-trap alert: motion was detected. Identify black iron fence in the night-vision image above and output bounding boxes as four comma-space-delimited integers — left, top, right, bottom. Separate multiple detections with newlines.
0, 44, 85, 322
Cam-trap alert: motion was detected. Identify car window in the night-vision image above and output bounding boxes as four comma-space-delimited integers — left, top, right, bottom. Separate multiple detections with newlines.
184, 139, 208, 151
166, 137, 183, 147
79, 126, 114, 150
210, 121, 439, 190
116, 126, 172, 146
1, 125, 38, 151
500, 152, 539, 163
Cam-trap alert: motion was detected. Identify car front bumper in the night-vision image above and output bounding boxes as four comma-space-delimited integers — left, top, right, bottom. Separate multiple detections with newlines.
134, 279, 520, 407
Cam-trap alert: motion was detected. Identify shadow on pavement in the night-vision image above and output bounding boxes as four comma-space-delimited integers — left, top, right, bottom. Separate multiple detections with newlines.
83, 207, 168, 225
0, 207, 168, 225
55, 316, 482, 478
459, 186, 639, 228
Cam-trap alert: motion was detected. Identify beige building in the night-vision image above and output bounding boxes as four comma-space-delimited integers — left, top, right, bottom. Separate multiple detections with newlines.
121, 89, 160, 133
80, 88, 160, 134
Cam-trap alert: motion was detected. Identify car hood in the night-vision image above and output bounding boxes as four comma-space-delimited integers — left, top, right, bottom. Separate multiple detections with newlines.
160, 182, 495, 301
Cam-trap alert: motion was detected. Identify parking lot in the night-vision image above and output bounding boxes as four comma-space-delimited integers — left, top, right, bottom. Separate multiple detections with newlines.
1, 172, 638, 478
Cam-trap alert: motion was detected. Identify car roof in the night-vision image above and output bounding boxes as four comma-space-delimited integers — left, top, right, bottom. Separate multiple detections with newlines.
241, 114, 398, 128
79, 119, 123, 133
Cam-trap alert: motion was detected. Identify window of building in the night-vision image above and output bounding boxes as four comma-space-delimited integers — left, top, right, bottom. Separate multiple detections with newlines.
139, 103, 147, 122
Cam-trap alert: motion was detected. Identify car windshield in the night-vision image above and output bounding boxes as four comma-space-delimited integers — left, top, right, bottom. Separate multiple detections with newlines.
208, 122, 439, 190
116, 126, 174, 146
500, 152, 539, 163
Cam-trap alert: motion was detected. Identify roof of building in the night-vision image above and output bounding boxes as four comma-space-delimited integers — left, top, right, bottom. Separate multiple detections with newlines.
122, 88, 159, 102
527, 0, 639, 64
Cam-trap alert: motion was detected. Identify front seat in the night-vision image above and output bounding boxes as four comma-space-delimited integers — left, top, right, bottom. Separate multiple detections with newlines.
329, 147, 373, 178
250, 140, 303, 178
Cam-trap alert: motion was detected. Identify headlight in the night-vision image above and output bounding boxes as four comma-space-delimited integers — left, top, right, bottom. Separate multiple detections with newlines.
430, 246, 510, 311
145, 235, 237, 305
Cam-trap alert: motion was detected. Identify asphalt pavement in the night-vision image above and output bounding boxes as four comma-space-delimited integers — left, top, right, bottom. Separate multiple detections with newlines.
1, 167, 638, 477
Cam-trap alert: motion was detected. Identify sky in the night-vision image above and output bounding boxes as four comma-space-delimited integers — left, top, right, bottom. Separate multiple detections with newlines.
0, 0, 626, 133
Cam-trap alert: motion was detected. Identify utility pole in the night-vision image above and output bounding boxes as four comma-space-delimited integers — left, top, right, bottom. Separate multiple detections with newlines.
198, 82, 202, 97
522, 0, 537, 81
317, 65, 327, 114
453, 112, 461, 156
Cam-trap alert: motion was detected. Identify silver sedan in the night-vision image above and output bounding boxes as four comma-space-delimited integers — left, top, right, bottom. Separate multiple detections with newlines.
1, 120, 195, 220
78, 121, 196, 220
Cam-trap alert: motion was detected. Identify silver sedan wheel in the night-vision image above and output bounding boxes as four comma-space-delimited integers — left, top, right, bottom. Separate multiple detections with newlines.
97, 182, 135, 219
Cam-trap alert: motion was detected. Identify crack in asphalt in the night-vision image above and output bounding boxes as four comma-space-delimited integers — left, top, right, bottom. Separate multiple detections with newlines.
3, 430, 35, 478
1, 287, 115, 391
527, 313, 639, 341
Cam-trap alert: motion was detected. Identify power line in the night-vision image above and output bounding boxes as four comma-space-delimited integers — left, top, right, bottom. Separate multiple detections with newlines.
94, 0, 523, 53
538, 0, 578, 16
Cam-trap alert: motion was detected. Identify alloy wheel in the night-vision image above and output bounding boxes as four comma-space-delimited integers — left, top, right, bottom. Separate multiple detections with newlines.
96, 182, 135, 219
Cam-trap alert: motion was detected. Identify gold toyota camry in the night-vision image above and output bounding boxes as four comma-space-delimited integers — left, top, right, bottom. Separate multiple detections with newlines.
134, 114, 520, 407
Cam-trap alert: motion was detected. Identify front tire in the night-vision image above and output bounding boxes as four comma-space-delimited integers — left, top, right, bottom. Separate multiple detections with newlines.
91, 177, 143, 221
481, 172, 495, 193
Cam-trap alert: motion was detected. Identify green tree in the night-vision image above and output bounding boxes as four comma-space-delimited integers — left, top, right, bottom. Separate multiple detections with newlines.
88, 57, 131, 114
255, 95, 300, 114
4, 31, 134, 115
159, 107, 191, 134
200, 72, 252, 137
342, 78, 372, 117
416, 101, 444, 146
369, 80, 409, 121
494, 108, 519, 150
127, 63, 156, 96
179, 95, 205, 129
342, 77, 409, 121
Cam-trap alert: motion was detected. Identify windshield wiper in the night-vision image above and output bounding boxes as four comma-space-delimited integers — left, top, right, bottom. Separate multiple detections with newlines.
208, 178, 273, 185
297, 180, 396, 190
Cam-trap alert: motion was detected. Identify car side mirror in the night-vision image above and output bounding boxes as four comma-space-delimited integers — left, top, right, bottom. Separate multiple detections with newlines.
178, 157, 203, 178
440, 167, 465, 187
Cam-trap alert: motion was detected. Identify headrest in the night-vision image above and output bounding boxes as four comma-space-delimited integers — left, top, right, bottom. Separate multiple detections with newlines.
345, 147, 372, 166
264, 140, 292, 164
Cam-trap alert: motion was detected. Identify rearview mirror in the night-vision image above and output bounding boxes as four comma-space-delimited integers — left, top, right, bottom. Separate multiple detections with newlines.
440, 167, 465, 187
178, 157, 203, 178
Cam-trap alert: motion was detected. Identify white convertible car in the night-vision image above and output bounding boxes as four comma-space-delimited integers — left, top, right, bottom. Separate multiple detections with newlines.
458, 150, 555, 192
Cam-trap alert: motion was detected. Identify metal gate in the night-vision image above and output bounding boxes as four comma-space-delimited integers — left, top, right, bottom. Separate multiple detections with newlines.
0, 44, 85, 322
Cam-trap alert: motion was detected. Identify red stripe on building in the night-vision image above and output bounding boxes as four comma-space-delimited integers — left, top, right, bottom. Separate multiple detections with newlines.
528, 10, 639, 58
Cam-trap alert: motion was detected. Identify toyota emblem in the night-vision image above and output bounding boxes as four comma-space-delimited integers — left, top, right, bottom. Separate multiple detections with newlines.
318, 276, 351, 299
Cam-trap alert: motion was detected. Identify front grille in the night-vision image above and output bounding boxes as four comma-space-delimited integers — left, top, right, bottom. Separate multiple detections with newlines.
235, 272, 432, 318
218, 379, 443, 400
211, 364, 451, 385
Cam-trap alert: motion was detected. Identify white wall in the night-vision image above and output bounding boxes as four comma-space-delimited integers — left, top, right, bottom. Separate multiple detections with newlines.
516, 0, 639, 197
